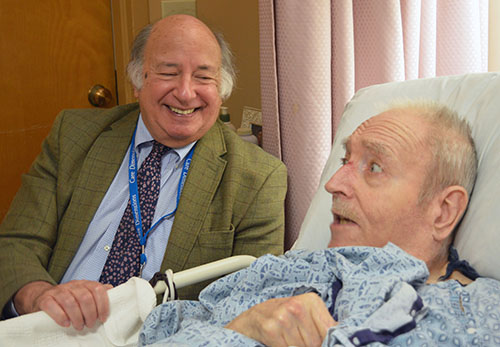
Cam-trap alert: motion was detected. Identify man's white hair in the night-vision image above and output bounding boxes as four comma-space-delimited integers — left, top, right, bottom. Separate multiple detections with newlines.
385, 100, 478, 204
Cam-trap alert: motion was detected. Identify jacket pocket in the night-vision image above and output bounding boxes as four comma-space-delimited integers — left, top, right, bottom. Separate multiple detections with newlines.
194, 225, 235, 267
197, 224, 235, 249
179, 225, 236, 300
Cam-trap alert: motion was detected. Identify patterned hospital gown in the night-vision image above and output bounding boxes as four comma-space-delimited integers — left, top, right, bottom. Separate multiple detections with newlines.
139, 243, 500, 346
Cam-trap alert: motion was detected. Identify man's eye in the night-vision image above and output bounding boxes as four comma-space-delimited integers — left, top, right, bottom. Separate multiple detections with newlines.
340, 157, 348, 165
370, 162, 383, 173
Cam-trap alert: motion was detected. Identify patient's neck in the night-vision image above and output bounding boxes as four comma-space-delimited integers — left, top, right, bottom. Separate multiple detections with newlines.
426, 260, 473, 285
425, 250, 449, 283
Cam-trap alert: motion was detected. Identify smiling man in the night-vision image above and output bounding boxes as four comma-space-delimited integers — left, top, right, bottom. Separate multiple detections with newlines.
134, 15, 225, 148
137, 102, 500, 347
0, 15, 287, 330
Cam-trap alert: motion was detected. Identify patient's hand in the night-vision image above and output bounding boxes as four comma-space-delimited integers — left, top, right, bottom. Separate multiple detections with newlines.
225, 292, 337, 347
13, 280, 113, 330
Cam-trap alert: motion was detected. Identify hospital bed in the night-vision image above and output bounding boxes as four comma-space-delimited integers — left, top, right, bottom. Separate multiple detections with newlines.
1, 72, 499, 346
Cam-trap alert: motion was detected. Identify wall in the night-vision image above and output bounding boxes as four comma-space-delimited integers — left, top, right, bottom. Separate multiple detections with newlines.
196, 0, 261, 128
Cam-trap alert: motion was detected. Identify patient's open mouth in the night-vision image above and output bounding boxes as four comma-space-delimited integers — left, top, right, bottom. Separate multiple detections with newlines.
333, 213, 357, 226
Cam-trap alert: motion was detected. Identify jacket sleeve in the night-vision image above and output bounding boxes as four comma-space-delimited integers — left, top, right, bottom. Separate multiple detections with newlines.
0, 112, 64, 311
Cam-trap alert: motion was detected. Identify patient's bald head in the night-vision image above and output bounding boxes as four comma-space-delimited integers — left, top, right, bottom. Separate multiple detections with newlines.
325, 101, 477, 275
400, 102, 477, 204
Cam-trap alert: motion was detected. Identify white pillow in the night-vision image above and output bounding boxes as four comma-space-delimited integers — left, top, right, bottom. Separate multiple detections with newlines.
293, 72, 500, 281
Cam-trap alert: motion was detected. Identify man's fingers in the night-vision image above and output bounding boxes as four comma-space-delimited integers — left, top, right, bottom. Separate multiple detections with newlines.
50, 290, 87, 330
283, 325, 310, 347
257, 316, 290, 347
226, 293, 335, 347
309, 294, 337, 341
285, 294, 326, 347
60, 282, 111, 329
272, 293, 334, 346
32, 280, 112, 330
90, 283, 112, 323
74, 285, 100, 329
37, 294, 74, 329
296, 314, 324, 347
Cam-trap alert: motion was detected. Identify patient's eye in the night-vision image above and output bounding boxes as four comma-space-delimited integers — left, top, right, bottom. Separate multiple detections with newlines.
370, 162, 383, 173
340, 157, 348, 165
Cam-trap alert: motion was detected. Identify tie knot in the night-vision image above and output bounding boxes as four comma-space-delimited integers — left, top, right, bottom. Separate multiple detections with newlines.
151, 140, 170, 157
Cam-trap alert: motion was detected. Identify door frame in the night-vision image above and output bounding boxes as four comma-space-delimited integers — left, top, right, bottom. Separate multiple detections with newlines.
112, 0, 167, 105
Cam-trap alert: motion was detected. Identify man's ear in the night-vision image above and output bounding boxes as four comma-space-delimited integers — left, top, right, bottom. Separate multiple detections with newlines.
133, 87, 140, 98
431, 185, 468, 241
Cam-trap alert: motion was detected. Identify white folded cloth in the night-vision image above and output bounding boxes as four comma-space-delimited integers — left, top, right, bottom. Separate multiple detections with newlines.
0, 277, 156, 347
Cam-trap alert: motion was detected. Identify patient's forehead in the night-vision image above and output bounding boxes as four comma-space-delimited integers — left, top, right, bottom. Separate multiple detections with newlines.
348, 109, 429, 160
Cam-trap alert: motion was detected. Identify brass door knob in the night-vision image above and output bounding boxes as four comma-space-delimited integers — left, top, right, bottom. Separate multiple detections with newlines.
88, 84, 113, 107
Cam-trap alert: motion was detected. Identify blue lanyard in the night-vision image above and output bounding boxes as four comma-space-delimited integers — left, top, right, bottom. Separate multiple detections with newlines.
127, 126, 195, 271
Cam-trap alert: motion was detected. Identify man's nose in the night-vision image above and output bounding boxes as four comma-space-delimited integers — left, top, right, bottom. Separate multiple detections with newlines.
325, 162, 353, 198
174, 75, 196, 101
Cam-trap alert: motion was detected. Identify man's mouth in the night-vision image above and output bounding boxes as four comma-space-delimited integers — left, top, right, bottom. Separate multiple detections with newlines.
331, 197, 359, 226
332, 209, 358, 226
168, 105, 199, 115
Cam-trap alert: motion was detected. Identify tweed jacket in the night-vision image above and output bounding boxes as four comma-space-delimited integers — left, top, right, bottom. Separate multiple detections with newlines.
0, 103, 287, 309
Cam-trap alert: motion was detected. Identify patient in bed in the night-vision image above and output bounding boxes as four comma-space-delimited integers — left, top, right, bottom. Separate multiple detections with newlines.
139, 101, 500, 346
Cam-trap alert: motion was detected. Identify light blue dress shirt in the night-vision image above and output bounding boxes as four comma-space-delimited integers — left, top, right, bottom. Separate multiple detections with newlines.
61, 115, 196, 283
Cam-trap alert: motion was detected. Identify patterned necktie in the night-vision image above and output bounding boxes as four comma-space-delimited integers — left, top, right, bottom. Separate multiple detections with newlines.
99, 140, 169, 287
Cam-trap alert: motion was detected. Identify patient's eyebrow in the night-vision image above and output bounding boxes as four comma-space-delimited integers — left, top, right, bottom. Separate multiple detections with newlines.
343, 136, 394, 160
361, 139, 393, 160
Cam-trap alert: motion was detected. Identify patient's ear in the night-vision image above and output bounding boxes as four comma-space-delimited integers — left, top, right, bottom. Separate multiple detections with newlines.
431, 185, 468, 241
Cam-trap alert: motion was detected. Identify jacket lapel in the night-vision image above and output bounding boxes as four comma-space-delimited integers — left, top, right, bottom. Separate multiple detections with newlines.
162, 122, 227, 271
51, 108, 139, 280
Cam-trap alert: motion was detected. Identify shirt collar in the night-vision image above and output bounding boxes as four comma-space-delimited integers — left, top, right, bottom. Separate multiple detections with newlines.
135, 114, 196, 161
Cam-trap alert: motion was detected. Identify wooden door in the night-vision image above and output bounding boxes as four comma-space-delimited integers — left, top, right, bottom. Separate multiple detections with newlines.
0, 1, 117, 221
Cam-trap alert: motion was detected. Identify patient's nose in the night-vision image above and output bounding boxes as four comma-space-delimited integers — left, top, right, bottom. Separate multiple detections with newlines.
325, 163, 353, 198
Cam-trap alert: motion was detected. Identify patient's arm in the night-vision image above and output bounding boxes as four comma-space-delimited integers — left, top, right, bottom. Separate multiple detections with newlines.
225, 292, 337, 347
13, 280, 112, 330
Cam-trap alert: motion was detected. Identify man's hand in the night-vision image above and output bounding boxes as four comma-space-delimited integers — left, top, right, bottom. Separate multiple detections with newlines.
225, 293, 337, 347
13, 280, 113, 330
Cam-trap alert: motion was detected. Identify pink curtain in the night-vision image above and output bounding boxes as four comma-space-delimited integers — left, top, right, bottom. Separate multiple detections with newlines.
259, 0, 489, 249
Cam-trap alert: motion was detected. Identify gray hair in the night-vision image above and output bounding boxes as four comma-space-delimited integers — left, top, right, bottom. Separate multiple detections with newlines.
387, 100, 478, 203
126, 23, 236, 101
